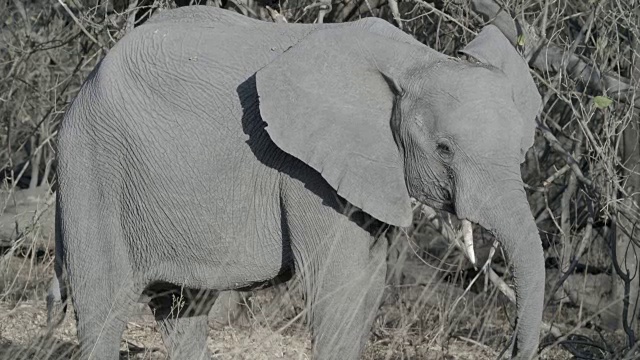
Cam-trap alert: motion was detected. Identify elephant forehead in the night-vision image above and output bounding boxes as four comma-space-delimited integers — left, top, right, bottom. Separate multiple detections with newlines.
454, 75, 511, 103
419, 68, 513, 115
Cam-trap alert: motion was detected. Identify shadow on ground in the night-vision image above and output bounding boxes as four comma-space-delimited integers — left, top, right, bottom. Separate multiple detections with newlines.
0, 336, 75, 360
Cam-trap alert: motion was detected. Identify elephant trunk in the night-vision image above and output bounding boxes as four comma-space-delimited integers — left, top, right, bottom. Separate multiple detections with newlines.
458, 180, 544, 359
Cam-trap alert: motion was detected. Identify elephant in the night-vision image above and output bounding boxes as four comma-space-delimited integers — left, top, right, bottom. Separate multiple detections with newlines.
48, 5, 544, 360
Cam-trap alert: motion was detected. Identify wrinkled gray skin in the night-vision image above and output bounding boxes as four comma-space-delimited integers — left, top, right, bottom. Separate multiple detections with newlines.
49, 6, 544, 360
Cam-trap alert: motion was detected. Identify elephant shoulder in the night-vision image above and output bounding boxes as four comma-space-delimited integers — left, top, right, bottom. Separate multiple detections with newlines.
348, 17, 422, 46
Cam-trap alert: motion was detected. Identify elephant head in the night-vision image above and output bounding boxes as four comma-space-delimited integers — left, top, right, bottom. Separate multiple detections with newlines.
256, 23, 544, 358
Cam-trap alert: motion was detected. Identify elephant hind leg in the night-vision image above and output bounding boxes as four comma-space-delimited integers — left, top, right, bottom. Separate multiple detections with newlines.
61, 207, 139, 359
147, 285, 218, 360
69, 255, 139, 360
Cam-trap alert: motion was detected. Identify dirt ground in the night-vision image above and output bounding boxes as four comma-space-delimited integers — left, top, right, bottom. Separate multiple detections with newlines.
0, 295, 500, 360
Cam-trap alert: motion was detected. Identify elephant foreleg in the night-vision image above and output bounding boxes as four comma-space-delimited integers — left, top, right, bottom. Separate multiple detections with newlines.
298, 226, 388, 360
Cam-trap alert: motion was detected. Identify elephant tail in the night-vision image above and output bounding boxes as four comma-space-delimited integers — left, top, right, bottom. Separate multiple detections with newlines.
46, 194, 68, 329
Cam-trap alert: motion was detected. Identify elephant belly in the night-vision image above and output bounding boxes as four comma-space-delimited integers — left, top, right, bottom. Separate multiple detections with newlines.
121, 152, 293, 292
142, 241, 293, 292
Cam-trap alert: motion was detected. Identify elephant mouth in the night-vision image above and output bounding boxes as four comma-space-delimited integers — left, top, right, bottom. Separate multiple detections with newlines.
421, 197, 454, 213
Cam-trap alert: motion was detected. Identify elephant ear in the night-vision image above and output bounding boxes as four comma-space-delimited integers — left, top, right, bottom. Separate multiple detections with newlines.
459, 25, 541, 163
255, 28, 414, 227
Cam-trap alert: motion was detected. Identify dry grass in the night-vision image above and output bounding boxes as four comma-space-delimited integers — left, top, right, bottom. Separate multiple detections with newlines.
0, 254, 578, 360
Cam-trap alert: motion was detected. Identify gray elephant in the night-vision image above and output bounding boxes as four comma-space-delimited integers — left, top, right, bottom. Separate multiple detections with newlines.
49, 5, 544, 360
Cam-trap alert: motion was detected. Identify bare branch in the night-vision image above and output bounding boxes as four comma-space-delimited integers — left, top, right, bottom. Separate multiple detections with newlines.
469, 0, 634, 106
57, 0, 106, 51
266, 6, 287, 23
388, 0, 403, 29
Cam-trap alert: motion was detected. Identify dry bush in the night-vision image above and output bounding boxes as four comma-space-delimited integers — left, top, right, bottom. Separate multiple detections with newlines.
1, 0, 639, 359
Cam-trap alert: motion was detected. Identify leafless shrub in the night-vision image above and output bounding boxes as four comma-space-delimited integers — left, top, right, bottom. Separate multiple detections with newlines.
0, 0, 638, 358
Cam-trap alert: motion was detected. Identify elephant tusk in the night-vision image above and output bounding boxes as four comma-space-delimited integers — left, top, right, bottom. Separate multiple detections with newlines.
410, 198, 477, 267
461, 220, 476, 266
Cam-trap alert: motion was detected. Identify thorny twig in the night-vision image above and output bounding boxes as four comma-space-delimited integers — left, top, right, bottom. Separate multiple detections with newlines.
548, 198, 594, 307
538, 122, 594, 188
469, 0, 635, 106
57, 0, 106, 51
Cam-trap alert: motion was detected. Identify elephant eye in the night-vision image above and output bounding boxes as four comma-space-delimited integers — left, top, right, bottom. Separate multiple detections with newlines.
436, 138, 454, 160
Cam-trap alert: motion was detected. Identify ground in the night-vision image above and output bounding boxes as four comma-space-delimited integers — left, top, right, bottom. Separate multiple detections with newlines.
0, 252, 581, 360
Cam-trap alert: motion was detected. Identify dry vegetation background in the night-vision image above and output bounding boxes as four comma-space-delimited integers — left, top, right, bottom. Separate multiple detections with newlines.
1, 0, 640, 359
